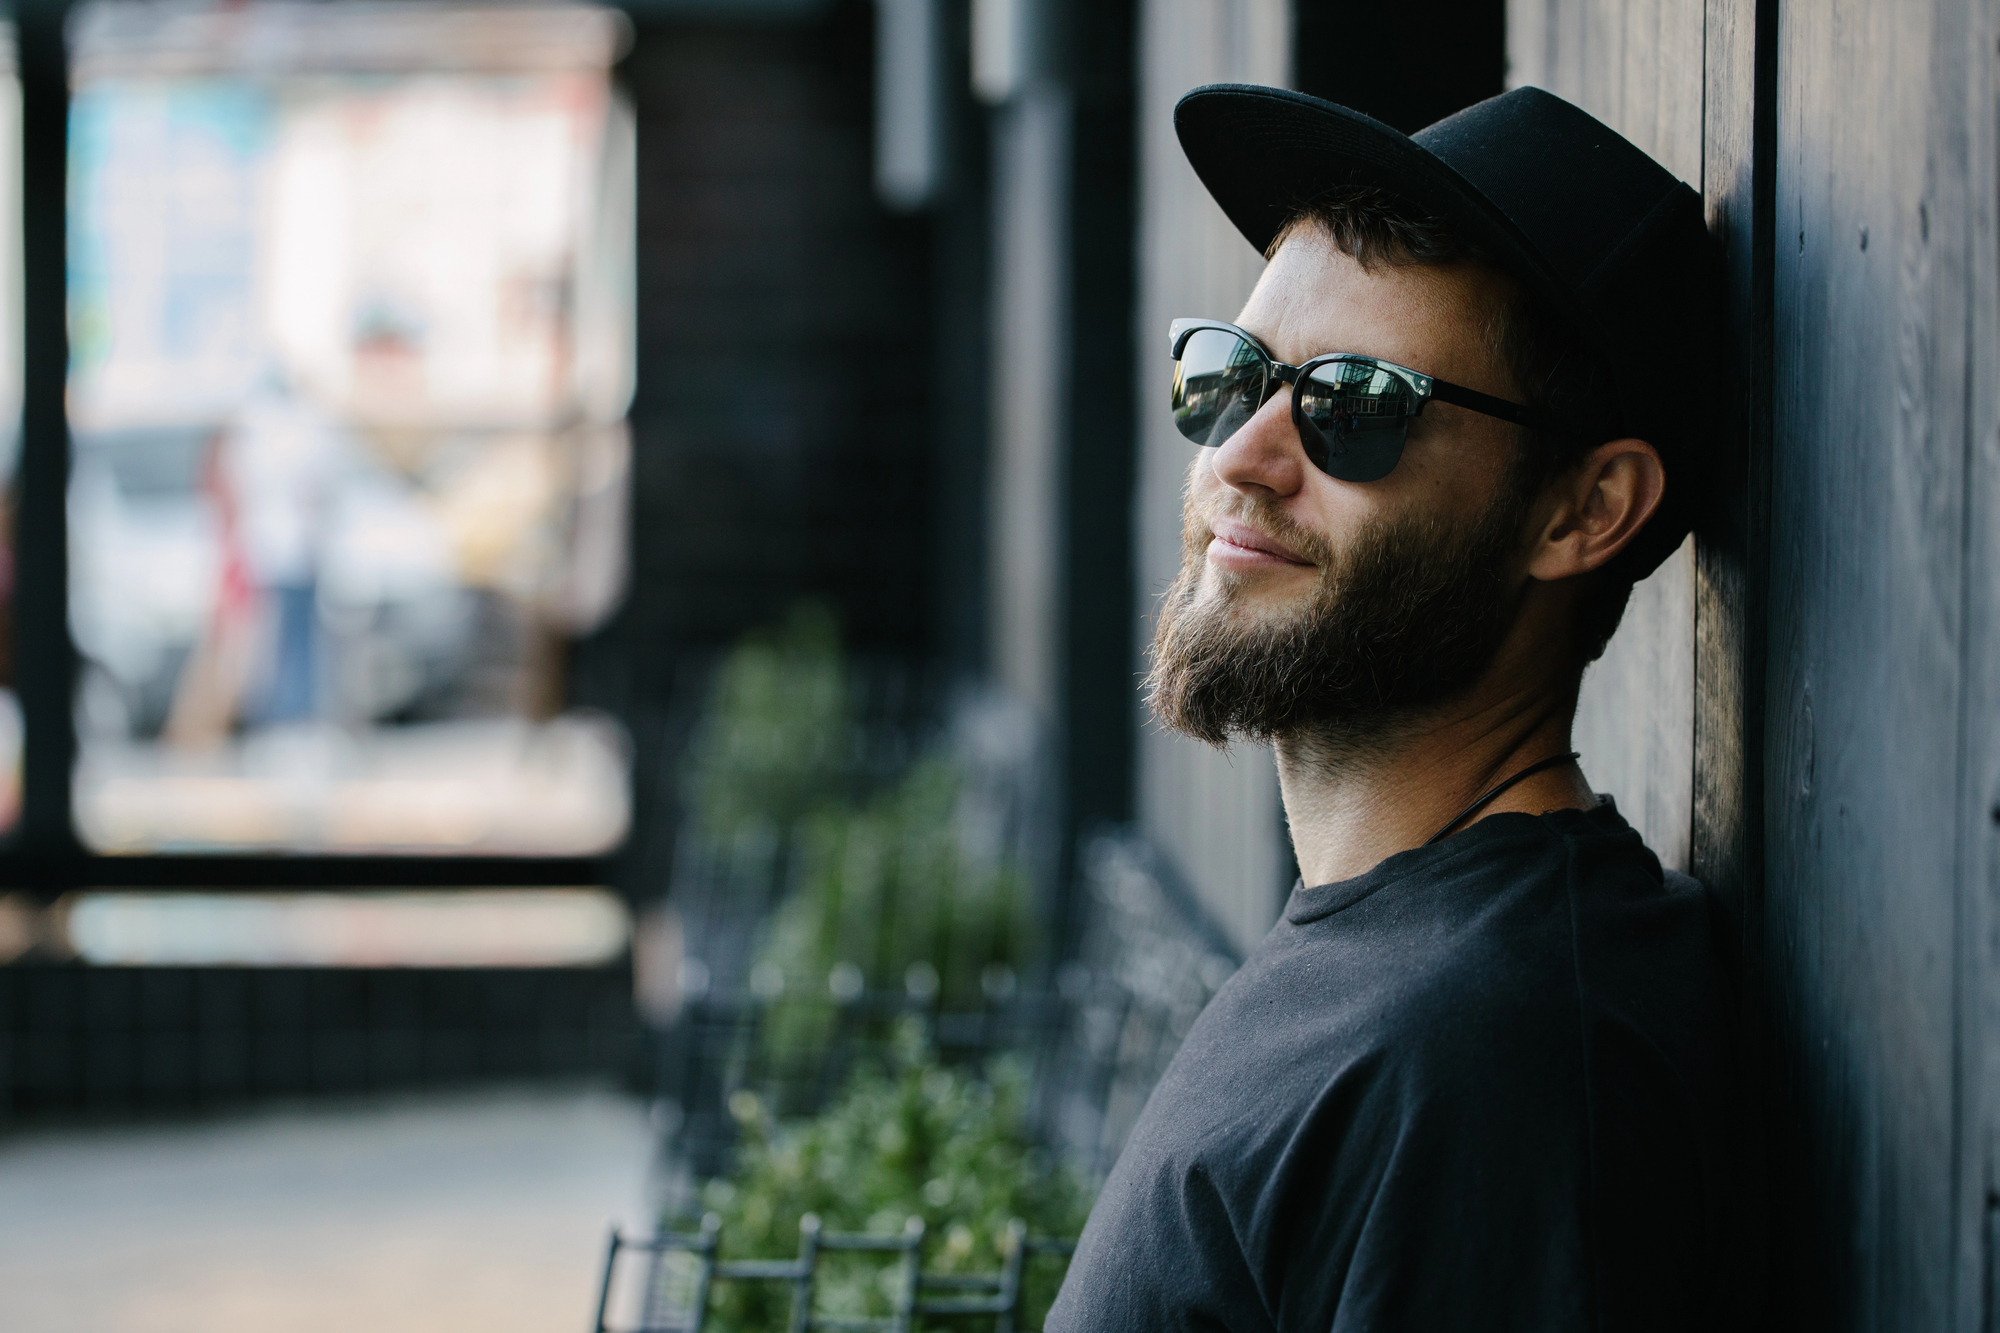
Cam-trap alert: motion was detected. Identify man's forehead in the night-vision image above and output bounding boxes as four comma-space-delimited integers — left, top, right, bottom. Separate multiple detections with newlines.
1237, 229, 1508, 379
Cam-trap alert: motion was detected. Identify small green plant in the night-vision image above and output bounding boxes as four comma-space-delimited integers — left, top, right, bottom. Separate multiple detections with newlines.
692, 1026, 1090, 1332
753, 757, 1038, 1074
684, 603, 852, 845
681, 605, 1042, 1076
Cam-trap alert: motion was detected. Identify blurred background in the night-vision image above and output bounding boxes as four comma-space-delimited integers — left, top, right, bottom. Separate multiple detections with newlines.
0, 1, 1519, 1329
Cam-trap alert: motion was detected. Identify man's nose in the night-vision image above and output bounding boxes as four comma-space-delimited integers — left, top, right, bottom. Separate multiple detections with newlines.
1207, 385, 1307, 499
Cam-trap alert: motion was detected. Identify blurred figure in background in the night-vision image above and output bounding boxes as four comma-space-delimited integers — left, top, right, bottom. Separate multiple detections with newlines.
164, 385, 345, 747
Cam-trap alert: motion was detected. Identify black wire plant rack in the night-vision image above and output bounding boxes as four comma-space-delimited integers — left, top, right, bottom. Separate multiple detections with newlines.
593, 1213, 1078, 1333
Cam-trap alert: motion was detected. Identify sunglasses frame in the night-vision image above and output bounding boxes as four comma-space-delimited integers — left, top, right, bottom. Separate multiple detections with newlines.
1169, 318, 1566, 481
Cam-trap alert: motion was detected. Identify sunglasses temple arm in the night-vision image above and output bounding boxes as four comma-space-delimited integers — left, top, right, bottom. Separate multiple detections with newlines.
1427, 378, 1564, 432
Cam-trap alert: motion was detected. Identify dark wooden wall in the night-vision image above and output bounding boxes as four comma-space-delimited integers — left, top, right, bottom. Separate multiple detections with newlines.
1764, 0, 1998, 1325
1515, 0, 2000, 1326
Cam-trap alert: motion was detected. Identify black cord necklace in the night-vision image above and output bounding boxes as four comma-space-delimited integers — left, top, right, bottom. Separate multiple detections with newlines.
1423, 751, 1582, 847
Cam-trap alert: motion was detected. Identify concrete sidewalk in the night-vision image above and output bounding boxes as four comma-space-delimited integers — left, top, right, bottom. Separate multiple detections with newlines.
0, 1085, 654, 1333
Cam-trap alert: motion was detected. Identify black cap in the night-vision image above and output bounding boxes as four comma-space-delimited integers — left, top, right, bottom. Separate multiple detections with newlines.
1174, 83, 1720, 577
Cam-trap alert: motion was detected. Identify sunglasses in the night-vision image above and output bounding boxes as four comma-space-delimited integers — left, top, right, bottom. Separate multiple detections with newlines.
1169, 318, 1564, 483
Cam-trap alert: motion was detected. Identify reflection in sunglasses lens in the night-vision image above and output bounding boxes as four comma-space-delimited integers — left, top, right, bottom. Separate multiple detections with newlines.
1298, 359, 1414, 482
1173, 329, 1265, 447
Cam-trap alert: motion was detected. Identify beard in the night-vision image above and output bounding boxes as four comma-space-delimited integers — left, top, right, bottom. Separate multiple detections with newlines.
1144, 480, 1531, 749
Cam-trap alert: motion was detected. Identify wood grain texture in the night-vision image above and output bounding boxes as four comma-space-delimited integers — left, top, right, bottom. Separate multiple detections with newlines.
1692, 0, 1766, 1020
1133, 0, 1291, 953
1695, 0, 1771, 1321
1764, 0, 1985, 1324
1516, 3, 2000, 1325
1955, 4, 1999, 1327
1574, 538, 1695, 871
1505, 0, 1703, 871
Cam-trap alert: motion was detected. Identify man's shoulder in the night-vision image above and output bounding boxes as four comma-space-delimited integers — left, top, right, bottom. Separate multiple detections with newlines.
1110, 801, 1725, 1161
1272, 803, 1720, 1088
1406, 801, 1717, 975
1051, 808, 1738, 1333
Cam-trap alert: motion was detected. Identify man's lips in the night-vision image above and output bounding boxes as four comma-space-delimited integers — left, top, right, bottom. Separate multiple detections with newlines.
1207, 516, 1313, 568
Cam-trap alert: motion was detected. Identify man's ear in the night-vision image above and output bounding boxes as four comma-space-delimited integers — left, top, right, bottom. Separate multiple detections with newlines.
1525, 438, 1667, 582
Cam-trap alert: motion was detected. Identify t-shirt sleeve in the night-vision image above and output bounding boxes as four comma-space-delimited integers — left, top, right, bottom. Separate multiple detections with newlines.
1045, 1123, 1280, 1333
1049, 1028, 1600, 1333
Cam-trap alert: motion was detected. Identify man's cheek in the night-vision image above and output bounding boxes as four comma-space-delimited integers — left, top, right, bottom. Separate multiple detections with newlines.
1186, 451, 1225, 506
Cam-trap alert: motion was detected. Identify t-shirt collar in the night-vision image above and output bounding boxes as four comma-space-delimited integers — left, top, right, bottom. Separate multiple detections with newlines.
1283, 801, 1619, 926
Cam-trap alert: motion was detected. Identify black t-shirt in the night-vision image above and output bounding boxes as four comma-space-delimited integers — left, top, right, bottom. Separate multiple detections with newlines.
1047, 801, 1742, 1333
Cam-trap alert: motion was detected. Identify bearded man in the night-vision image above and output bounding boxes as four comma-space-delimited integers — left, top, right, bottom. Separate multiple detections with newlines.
1046, 86, 1744, 1332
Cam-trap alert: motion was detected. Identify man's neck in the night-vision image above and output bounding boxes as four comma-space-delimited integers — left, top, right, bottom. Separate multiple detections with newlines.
1274, 680, 1595, 887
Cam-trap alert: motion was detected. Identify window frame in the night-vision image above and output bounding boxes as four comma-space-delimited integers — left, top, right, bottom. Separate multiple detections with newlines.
2, 1, 626, 898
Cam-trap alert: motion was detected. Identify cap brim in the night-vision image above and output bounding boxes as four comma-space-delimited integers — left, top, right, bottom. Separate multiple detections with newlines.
1173, 84, 1592, 337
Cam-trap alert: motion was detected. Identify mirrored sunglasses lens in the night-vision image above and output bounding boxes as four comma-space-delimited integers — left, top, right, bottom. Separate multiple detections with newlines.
1172, 329, 1265, 447
1297, 359, 1415, 482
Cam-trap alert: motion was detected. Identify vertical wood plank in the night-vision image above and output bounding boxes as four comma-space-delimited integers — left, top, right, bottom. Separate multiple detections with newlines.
1695, 0, 1771, 1318
1954, 0, 1999, 1325
1524, 2, 2000, 1326
1692, 0, 1766, 1022
1574, 540, 1695, 871
1503, 0, 1551, 88
1506, 0, 1704, 871
1134, 0, 1292, 952
1765, 0, 1970, 1324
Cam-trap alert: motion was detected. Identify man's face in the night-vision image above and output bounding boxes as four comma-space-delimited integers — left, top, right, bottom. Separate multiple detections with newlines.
1147, 227, 1542, 746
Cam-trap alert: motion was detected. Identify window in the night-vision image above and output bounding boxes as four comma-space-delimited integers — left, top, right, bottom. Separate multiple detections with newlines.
60, 1, 634, 857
